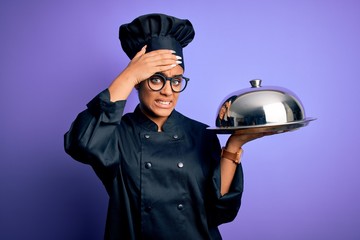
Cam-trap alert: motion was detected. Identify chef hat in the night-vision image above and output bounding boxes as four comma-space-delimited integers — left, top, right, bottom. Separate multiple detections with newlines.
119, 13, 195, 70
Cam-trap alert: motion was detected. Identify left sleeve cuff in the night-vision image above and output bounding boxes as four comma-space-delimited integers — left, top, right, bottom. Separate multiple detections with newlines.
86, 89, 127, 123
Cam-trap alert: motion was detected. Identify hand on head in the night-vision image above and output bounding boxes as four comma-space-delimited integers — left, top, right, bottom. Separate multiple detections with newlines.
124, 45, 182, 86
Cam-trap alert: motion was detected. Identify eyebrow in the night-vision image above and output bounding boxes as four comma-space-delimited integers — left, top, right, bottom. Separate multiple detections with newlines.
155, 72, 184, 78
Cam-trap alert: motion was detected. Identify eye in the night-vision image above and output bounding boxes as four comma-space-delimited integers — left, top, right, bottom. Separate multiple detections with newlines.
171, 77, 183, 86
149, 76, 164, 85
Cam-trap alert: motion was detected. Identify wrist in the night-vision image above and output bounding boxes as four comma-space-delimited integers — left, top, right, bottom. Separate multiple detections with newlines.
221, 147, 243, 165
225, 141, 244, 153
108, 71, 138, 102
118, 69, 139, 86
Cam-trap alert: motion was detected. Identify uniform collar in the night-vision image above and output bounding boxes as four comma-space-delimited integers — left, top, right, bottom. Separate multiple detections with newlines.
133, 105, 183, 133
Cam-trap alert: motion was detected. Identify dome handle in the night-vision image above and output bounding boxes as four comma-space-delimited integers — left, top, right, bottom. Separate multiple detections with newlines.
250, 79, 262, 88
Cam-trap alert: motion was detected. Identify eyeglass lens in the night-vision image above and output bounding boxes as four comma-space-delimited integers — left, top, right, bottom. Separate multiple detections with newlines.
148, 74, 188, 93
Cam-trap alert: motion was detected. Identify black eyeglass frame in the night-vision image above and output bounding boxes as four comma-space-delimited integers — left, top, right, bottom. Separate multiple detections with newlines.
147, 73, 190, 93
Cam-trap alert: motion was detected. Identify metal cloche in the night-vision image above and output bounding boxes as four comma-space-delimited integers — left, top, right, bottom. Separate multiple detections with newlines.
208, 79, 315, 134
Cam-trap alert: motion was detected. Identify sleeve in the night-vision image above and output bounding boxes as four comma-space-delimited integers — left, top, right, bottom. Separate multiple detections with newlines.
206, 131, 244, 227
64, 89, 126, 183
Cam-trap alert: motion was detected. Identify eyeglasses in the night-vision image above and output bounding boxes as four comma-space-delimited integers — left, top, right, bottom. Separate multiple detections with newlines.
147, 73, 190, 93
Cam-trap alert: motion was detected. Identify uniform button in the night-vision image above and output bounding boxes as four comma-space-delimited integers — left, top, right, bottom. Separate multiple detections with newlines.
145, 206, 152, 212
173, 135, 179, 139
145, 162, 152, 169
177, 162, 184, 168
144, 134, 150, 139
177, 204, 184, 210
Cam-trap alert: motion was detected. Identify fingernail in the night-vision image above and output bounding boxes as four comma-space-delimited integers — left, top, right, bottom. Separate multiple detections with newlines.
176, 60, 182, 64
170, 63, 177, 67
175, 55, 182, 60
170, 50, 176, 54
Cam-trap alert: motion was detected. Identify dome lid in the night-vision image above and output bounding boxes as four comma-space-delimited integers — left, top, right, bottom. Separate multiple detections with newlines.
208, 80, 315, 134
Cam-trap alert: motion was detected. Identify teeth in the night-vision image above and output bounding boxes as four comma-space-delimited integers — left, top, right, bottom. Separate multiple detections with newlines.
157, 100, 170, 105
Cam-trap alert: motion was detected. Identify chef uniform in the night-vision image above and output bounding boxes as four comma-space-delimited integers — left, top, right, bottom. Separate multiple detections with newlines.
64, 13, 244, 240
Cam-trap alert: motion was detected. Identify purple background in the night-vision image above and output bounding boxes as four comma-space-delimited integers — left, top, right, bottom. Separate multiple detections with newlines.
1, 0, 359, 239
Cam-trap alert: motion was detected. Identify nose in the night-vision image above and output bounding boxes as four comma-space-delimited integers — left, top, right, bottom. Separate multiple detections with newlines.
160, 80, 173, 96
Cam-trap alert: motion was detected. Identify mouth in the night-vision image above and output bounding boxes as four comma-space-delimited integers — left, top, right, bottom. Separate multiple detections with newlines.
155, 100, 172, 108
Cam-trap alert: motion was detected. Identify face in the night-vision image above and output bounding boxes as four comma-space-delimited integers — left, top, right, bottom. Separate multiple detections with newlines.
137, 65, 183, 126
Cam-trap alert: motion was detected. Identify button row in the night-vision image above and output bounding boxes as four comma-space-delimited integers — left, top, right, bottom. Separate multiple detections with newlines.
144, 162, 184, 169
144, 204, 184, 212
143, 134, 179, 139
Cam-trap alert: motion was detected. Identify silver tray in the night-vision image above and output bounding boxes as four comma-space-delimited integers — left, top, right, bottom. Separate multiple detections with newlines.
207, 118, 316, 135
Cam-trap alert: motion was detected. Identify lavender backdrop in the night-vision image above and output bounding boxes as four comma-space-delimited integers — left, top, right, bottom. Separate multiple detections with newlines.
1, 0, 359, 239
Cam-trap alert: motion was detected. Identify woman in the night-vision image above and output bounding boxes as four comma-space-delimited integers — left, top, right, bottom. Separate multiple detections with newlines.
64, 13, 266, 240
